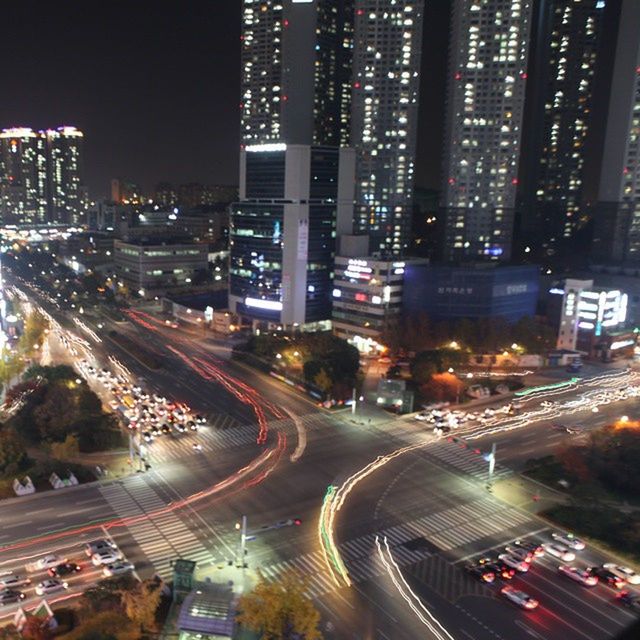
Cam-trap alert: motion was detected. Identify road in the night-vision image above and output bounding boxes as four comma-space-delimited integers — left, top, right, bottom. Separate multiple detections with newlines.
1, 269, 640, 638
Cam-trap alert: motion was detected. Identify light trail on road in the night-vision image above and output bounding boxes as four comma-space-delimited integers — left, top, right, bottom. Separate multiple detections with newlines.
0, 432, 287, 556
375, 535, 455, 640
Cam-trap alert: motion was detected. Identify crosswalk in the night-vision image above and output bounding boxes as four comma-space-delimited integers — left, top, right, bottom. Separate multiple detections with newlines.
421, 440, 513, 483
100, 477, 213, 579
258, 496, 537, 599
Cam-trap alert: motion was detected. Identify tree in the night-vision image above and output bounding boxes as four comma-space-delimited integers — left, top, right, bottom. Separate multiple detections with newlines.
120, 578, 162, 633
32, 383, 76, 441
420, 372, 464, 403
18, 311, 49, 355
79, 576, 136, 617
237, 571, 322, 640
58, 611, 136, 640
313, 368, 333, 396
0, 623, 20, 639
20, 616, 53, 640
0, 350, 25, 389
24, 364, 77, 383
50, 434, 80, 460
0, 427, 28, 475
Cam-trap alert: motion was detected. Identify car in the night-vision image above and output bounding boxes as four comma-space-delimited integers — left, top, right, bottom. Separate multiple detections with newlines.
187, 421, 198, 431
587, 566, 625, 589
48, 562, 82, 578
28, 554, 67, 571
172, 423, 186, 434
603, 563, 640, 585
558, 565, 598, 586
504, 545, 534, 563
477, 558, 515, 580
464, 564, 495, 583
551, 532, 585, 550
616, 591, 640, 611
434, 425, 451, 435
0, 589, 26, 606
500, 585, 539, 610
92, 550, 123, 566
498, 553, 529, 573
415, 412, 430, 422
102, 561, 135, 577
161, 423, 171, 434
542, 543, 575, 562
150, 425, 161, 437
0, 575, 30, 589
35, 579, 68, 596
141, 431, 153, 442
84, 539, 117, 557
195, 414, 206, 425
511, 540, 544, 557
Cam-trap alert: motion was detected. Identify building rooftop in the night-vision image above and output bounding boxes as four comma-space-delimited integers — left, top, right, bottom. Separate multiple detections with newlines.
177, 583, 236, 639
115, 236, 203, 247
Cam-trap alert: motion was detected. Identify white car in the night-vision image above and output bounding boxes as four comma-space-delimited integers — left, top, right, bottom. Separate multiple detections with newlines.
500, 585, 539, 610
551, 532, 585, 551
603, 564, 640, 585
102, 561, 135, 577
35, 579, 68, 596
92, 550, 123, 566
558, 565, 598, 586
498, 553, 529, 573
84, 539, 117, 557
414, 412, 430, 421
29, 554, 67, 571
0, 575, 31, 589
543, 543, 575, 562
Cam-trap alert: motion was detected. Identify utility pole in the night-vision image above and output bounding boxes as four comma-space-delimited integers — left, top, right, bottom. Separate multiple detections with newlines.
237, 515, 247, 568
351, 387, 357, 416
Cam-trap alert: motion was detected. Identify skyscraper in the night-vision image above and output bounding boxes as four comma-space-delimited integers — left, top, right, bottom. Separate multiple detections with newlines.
441, 0, 534, 262
351, 0, 425, 255
231, 0, 355, 330
240, 0, 353, 147
0, 128, 48, 225
592, 0, 640, 264
46, 127, 87, 225
519, 0, 606, 258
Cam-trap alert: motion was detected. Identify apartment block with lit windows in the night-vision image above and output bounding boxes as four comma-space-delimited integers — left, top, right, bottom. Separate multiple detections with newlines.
441, 0, 534, 262
351, 0, 424, 256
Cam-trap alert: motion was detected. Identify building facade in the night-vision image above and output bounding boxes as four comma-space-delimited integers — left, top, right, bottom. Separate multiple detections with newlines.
240, 0, 353, 147
592, 0, 640, 264
351, 0, 425, 255
519, 0, 606, 257
441, 0, 534, 262
230, 144, 355, 329
0, 128, 48, 225
114, 238, 208, 294
403, 264, 540, 323
332, 255, 426, 353
46, 127, 87, 225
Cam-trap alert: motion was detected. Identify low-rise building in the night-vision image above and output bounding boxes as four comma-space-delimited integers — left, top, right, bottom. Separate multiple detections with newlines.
114, 238, 208, 295
332, 254, 427, 354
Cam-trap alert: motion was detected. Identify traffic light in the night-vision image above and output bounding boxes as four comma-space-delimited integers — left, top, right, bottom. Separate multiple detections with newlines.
293, 518, 302, 526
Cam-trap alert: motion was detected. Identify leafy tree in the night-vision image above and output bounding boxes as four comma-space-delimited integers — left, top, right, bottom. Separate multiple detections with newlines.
32, 383, 75, 441
237, 571, 322, 640
120, 578, 162, 633
50, 434, 80, 460
313, 369, 333, 396
24, 364, 77, 383
58, 611, 136, 640
0, 624, 20, 640
78, 576, 136, 617
420, 372, 464, 403
18, 311, 49, 355
20, 616, 53, 640
0, 350, 25, 389
0, 427, 28, 475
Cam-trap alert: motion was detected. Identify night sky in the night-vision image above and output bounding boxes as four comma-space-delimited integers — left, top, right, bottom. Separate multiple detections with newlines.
0, 1, 448, 198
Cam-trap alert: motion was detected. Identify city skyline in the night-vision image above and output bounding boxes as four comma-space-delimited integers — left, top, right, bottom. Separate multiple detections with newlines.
0, 0, 448, 198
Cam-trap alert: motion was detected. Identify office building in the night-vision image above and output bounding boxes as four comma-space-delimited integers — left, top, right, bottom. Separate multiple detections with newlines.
403, 264, 540, 323
441, 0, 534, 262
46, 127, 87, 225
114, 238, 209, 294
240, 0, 353, 147
0, 128, 48, 225
111, 178, 144, 206
154, 182, 178, 207
332, 254, 426, 353
519, 0, 606, 257
230, 144, 355, 329
351, 0, 425, 255
592, 0, 640, 264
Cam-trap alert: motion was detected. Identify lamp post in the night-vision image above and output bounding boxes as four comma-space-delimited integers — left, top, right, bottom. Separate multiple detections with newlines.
486, 442, 496, 490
